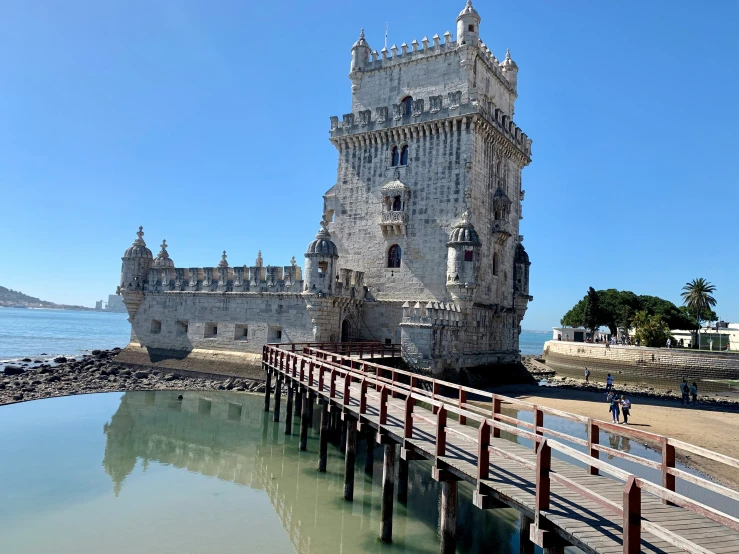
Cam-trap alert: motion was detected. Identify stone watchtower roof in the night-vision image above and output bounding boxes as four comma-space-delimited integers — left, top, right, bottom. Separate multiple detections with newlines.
515, 242, 530, 265
153, 239, 175, 268
306, 225, 339, 258
123, 226, 153, 259
447, 212, 481, 246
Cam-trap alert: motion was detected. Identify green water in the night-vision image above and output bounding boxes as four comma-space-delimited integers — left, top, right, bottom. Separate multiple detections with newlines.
0, 391, 528, 553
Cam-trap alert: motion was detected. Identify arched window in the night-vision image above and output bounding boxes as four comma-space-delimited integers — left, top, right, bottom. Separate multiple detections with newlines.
392, 195, 402, 211
400, 144, 409, 165
391, 145, 399, 166
387, 245, 402, 268
493, 253, 499, 276
401, 96, 413, 116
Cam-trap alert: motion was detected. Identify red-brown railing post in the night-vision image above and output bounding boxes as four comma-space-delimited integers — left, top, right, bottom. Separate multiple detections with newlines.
404, 396, 414, 438
391, 371, 397, 398
535, 439, 551, 515
492, 396, 501, 438
330, 369, 337, 398
623, 476, 641, 554
359, 378, 368, 414
477, 420, 490, 481
318, 362, 325, 391
307, 360, 313, 387
533, 406, 544, 452
379, 386, 388, 425
343, 372, 351, 405
410, 375, 417, 390
662, 438, 675, 504
291, 343, 296, 353
435, 406, 447, 457
458, 389, 467, 425
375, 366, 382, 391
588, 419, 599, 475
432, 381, 440, 415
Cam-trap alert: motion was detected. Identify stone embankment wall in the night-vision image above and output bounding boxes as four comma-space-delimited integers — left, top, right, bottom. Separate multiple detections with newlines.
543, 341, 739, 392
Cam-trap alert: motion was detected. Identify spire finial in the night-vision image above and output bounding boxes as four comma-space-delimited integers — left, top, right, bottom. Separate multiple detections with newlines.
160, 239, 167, 250
256, 250, 263, 267
218, 250, 228, 268
506, 48, 511, 59
360, 28, 365, 39
137, 226, 144, 240
290, 256, 297, 267
466, 0, 473, 7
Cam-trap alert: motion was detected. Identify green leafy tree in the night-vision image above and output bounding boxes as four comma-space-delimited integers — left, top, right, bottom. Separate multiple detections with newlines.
631, 311, 671, 348
583, 287, 601, 336
560, 298, 586, 328
681, 278, 717, 348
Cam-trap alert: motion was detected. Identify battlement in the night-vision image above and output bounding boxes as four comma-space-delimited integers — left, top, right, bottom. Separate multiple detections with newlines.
330, 93, 531, 159
401, 300, 463, 327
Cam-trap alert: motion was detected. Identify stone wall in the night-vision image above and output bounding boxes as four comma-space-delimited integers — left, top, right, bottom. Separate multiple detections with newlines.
544, 340, 739, 392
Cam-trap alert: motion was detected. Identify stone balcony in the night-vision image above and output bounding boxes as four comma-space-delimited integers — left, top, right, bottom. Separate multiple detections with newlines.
380, 210, 407, 235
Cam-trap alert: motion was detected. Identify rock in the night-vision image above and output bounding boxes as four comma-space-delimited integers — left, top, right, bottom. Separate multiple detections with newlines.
134, 371, 149, 379
112, 347, 121, 352
33, 360, 43, 363
12, 393, 23, 401
54, 357, 68, 363
92, 350, 102, 356
21, 358, 32, 362
3, 366, 25, 376
255, 384, 266, 393
164, 374, 176, 381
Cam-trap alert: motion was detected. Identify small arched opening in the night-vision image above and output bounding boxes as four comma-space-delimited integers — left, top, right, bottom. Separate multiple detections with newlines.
400, 144, 409, 165
387, 244, 402, 268
493, 253, 499, 276
391, 145, 399, 166
341, 318, 352, 343
392, 195, 402, 211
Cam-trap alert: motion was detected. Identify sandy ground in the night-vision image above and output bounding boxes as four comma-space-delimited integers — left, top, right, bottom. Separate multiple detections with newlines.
483, 383, 739, 490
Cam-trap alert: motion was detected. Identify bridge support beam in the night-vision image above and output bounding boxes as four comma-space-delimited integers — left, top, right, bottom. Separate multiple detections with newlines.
519, 513, 534, 554
284, 384, 293, 435
318, 400, 329, 472
299, 390, 310, 451
264, 370, 271, 412
273, 375, 282, 422
343, 416, 357, 500
364, 431, 375, 474
380, 443, 396, 543
439, 480, 458, 554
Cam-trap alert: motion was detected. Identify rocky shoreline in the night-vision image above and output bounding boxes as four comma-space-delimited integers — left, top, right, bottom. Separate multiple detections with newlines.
1, 348, 273, 406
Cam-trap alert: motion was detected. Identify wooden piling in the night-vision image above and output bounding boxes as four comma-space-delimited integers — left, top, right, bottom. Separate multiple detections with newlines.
318, 401, 329, 471
519, 513, 534, 554
299, 390, 310, 451
264, 370, 271, 412
439, 480, 457, 554
294, 387, 302, 420
397, 457, 408, 503
344, 418, 357, 500
284, 384, 293, 434
273, 375, 282, 422
340, 418, 347, 453
364, 431, 375, 474
380, 443, 396, 543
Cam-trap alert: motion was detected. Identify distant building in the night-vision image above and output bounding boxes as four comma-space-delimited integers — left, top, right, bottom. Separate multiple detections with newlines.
105, 294, 126, 313
95, 300, 104, 311
551, 327, 611, 343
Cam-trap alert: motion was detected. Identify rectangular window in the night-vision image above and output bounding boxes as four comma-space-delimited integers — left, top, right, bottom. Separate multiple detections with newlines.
318, 261, 328, 275
464, 250, 474, 262
234, 324, 248, 341
151, 320, 162, 334
176, 320, 189, 336
205, 323, 218, 338
268, 326, 282, 342
384, 338, 392, 346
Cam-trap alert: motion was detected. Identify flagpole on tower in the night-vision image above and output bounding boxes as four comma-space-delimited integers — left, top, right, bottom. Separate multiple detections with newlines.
385, 22, 388, 50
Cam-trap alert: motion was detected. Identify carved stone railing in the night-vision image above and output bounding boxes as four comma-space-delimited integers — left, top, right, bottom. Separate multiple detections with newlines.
380, 210, 408, 236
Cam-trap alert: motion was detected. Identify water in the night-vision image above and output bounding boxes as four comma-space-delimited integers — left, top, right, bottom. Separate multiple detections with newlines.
0, 391, 529, 554
0, 308, 130, 361
0, 307, 550, 361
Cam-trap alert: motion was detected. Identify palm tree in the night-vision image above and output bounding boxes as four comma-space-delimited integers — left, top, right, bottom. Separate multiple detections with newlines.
681, 278, 717, 348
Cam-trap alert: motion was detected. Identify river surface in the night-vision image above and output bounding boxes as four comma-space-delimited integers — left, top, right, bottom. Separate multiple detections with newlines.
0, 307, 550, 361
0, 391, 537, 554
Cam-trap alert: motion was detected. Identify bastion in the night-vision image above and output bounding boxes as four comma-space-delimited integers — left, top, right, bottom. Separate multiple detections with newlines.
116, 2, 533, 380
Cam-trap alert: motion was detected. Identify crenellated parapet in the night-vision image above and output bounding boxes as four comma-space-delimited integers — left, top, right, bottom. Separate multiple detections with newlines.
401, 301, 464, 327
144, 263, 304, 294
330, 94, 531, 162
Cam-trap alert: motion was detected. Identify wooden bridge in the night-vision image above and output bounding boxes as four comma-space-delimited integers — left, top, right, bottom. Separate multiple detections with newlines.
262, 342, 739, 554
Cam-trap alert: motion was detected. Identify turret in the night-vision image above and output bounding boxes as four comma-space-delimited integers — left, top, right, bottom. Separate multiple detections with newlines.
350, 29, 371, 74
120, 226, 153, 291
446, 212, 481, 303
304, 223, 339, 295
514, 242, 531, 298
456, 0, 481, 46
152, 239, 174, 269
501, 48, 519, 91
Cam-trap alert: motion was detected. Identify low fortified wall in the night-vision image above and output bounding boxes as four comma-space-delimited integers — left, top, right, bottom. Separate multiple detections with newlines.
543, 340, 739, 393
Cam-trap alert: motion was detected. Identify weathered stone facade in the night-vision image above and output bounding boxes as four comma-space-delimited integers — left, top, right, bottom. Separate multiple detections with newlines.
117, 1, 533, 376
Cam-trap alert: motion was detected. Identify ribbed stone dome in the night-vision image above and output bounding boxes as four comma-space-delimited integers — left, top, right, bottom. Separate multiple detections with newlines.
458, 0, 480, 20
306, 227, 338, 257
123, 227, 153, 259
152, 239, 174, 268
448, 212, 481, 246
515, 243, 530, 264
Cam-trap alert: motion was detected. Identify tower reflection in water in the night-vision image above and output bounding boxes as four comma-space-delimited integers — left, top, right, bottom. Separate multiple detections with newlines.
103, 391, 520, 553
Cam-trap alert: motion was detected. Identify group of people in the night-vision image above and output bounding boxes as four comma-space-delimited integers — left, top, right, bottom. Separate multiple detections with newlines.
680, 379, 699, 406
603, 372, 632, 424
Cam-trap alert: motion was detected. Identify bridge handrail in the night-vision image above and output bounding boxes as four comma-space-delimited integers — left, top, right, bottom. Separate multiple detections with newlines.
263, 344, 739, 551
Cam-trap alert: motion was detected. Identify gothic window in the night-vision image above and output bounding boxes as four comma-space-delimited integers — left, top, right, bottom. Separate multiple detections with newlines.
391, 145, 399, 166
401, 96, 413, 116
392, 195, 402, 211
464, 250, 474, 262
400, 145, 409, 165
493, 253, 499, 276
387, 244, 402, 268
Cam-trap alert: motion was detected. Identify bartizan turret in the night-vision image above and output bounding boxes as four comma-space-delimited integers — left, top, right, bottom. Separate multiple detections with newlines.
501, 48, 519, 92
446, 212, 481, 305
120, 227, 153, 291
303, 223, 339, 295
456, 0, 481, 46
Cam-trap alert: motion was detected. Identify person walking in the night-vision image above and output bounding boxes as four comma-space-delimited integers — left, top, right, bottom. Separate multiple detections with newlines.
621, 395, 631, 424
609, 392, 620, 424
584, 367, 590, 383
606, 373, 614, 392
690, 382, 698, 406
667, 338, 672, 349
680, 379, 690, 405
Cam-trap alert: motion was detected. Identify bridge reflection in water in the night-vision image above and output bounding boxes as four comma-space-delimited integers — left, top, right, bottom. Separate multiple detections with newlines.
102, 391, 523, 554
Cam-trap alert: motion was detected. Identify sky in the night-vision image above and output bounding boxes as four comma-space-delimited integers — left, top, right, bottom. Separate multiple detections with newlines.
1, 0, 737, 331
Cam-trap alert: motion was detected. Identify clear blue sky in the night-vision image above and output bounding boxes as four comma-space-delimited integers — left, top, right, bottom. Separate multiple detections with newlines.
1, 1, 737, 330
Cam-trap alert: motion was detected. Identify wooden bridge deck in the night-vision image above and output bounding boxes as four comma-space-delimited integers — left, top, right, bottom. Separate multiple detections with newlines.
263, 344, 739, 554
